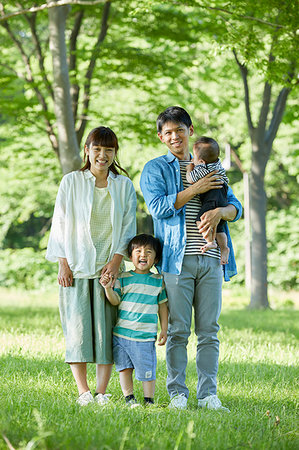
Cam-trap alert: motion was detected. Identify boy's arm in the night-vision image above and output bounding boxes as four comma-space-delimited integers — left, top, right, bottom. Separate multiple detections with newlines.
100, 274, 121, 306
158, 302, 168, 346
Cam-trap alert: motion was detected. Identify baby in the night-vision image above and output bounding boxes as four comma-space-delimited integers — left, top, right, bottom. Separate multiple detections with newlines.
186, 136, 230, 264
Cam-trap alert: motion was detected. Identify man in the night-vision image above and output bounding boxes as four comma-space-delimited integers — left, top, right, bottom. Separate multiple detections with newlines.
140, 106, 242, 410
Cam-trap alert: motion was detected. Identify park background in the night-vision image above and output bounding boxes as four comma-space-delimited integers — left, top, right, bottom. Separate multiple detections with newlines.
0, 1, 298, 449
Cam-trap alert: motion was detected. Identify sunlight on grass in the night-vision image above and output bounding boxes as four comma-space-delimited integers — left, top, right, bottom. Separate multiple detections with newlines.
0, 287, 298, 449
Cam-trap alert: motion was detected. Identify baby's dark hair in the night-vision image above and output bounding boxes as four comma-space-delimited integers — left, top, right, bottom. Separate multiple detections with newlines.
193, 136, 219, 163
128, 234, 162, 262
156, 106, 192, 133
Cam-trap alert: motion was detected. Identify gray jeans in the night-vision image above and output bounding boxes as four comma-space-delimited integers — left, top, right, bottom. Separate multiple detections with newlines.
163, 254, 223, 400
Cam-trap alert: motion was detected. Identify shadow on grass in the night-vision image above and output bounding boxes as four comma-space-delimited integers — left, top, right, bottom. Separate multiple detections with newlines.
219, 308, 299, 338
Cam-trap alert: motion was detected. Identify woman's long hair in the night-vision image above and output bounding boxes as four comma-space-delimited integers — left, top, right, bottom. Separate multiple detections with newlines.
80, 126, 129, 177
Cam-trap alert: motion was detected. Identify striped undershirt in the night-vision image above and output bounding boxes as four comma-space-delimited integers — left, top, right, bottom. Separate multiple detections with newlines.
179, 160, 220, 259
113, 271, 168, 342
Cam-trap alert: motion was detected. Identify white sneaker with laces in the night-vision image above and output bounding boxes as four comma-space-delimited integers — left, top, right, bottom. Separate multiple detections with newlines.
198, 395, 230, 412
94, 393, 111, 405
168, 393, 188, 410
76, 391, 94, 406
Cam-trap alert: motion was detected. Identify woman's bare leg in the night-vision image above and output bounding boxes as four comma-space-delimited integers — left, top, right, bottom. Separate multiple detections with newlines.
70, 363, 89, 395
95, 364, 113, 394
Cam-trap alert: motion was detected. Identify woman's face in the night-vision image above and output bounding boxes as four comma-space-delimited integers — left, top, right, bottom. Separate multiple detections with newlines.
85, 143, 116, 174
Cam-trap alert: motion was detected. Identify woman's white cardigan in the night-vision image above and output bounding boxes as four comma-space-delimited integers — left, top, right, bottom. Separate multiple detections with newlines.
46, 169, 137, 278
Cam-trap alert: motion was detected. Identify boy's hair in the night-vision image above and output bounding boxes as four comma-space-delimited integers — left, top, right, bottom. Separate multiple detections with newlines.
128, 234, 162, 262
193, 137, 219, 164
156, 106, 192, 133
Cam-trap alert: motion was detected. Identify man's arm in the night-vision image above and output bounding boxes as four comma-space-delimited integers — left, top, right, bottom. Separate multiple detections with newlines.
197, 186, 242, 238
174, 171, 223, 210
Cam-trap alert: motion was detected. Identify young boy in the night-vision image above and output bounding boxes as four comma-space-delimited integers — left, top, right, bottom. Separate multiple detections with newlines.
186, 136, 230, 265
100, 234, 168, 408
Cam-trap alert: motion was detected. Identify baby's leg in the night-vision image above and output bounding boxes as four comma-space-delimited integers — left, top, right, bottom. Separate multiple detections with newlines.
216, 232, 230, 264
119, 368, 134, 396
197, 224, 218, 253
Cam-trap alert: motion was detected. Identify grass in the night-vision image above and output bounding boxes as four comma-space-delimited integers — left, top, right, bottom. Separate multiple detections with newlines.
0, 287, 298, 449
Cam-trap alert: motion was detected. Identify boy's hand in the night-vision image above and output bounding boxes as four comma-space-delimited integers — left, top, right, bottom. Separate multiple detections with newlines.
99, 273, 113, 288
158, 330, 167, 346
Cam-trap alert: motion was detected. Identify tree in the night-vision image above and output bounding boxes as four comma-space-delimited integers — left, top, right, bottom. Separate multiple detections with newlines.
143, 0, 298, 308
0, 0, 111, 173
210, 0, 298, 308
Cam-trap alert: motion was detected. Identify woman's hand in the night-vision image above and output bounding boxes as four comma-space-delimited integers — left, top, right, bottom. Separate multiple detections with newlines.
192, 171, 223, 195
99, 273, 113, 288
100, 254, 123, 287
58, 258, 73, 287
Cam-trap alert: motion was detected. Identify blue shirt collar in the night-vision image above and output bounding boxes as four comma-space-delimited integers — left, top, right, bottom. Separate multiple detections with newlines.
165, 150, 192, 163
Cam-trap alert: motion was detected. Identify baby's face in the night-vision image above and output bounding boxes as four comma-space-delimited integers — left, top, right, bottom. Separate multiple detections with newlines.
192, 149, 204, 166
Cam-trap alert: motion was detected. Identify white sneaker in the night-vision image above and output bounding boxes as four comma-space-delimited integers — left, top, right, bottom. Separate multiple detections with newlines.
94, 393, 111, 406
198, 395, 230, 412
76, 391, 94, 406
126, 398, 141, 409
168, 393, 188, 410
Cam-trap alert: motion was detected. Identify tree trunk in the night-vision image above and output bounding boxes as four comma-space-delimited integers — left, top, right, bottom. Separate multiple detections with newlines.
249, 142, 269, 308
48, 3, 81, 174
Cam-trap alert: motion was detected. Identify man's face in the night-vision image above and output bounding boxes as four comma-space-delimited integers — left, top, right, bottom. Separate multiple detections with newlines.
158, 121, 193, 160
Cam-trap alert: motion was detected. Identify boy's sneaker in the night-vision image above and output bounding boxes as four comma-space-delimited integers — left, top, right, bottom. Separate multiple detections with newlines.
94, 393, 111, 406
198, 395, 230, 412
126, 398, 141, 409
168, 393, 187, 410
76, 391, 94, 406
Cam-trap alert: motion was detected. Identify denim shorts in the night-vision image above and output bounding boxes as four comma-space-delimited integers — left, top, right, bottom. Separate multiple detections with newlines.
113, 335, 157, 381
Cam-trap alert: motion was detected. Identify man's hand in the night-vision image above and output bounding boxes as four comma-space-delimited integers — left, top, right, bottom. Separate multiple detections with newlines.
192, 171, 223, 195
197, 208, 222, 239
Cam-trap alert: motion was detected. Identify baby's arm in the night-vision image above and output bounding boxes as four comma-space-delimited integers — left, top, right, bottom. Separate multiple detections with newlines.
158, 302, 168, 346
186, 161, 195, 184
100, 274, 120, 306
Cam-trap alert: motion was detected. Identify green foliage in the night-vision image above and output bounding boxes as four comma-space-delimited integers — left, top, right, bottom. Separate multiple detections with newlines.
0, 0, 298, 293
0, 248, 56, 289
0, 289, 298, 449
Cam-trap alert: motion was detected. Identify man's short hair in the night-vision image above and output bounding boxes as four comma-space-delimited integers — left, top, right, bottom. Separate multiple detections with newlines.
128, 234, 162, 262
157, 106, 192, 133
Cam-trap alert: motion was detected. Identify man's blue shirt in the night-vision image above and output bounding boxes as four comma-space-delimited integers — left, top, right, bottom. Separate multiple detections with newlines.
140, 150, 242, 281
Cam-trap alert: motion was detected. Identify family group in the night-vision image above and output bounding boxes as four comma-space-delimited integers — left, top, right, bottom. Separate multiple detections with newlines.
46, 106, 242, 411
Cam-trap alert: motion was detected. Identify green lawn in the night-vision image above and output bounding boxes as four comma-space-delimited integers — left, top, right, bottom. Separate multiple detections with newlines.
0, 287, 298, 449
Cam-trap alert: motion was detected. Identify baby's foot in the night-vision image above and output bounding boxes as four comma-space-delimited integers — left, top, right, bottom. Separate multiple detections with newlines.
201, 241, 218, 254
220, 247, 230, 265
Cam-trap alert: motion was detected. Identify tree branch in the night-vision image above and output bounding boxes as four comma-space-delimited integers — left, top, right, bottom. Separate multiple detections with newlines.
20, 10, 54, 99
233, 49, 254, 135
257, 81, 271, 135
76, 0, 111, 143
0, 0, 106, 21
69, 10, 85, 122
1, 21, 58, 153
266, 87, 291, 147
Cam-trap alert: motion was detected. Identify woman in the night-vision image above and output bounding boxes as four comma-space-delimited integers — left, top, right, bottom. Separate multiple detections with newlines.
46, 126, 136, 406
